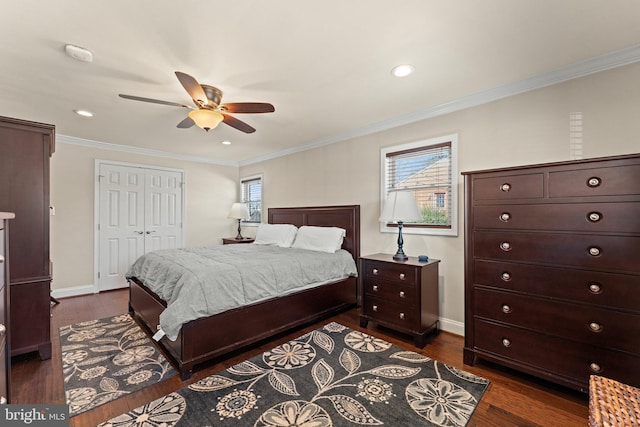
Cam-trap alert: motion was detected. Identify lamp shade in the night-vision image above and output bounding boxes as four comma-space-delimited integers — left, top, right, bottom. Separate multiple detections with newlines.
380, 190, 422, 222
228, 203, 250, 220
188, 109, 224, 131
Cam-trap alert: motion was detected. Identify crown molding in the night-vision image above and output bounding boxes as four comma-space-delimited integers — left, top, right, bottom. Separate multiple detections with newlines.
56, 134, 239, 167
240, 43, 640, 167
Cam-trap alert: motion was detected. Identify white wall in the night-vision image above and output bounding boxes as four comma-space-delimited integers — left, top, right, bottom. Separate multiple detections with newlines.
50, 142, 239, 295
239, 62, 640, 334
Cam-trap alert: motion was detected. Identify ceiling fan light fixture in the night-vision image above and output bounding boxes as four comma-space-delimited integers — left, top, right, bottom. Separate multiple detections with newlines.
188, 109, 223, 131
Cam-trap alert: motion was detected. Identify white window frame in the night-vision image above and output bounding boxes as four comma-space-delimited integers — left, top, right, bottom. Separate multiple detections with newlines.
240, 173, 263, 226
380, 134, 458, 237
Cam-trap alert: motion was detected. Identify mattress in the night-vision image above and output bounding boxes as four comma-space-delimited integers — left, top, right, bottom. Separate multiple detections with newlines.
126, 244, 358, 340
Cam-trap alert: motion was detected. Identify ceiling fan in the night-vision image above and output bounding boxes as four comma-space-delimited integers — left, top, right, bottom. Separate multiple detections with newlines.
119, 71, 275, 133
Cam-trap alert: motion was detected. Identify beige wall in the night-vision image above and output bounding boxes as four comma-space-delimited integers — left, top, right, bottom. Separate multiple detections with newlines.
239, 62, 640, 333
50, 143, 239, 293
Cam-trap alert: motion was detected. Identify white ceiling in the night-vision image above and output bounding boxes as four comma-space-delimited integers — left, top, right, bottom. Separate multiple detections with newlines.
2, 1, 640, 165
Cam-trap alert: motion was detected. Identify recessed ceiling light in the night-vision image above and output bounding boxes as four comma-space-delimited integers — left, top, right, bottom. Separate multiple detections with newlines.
391, 64, 414, 78
73, 109, 94, 117
221, 140, 231, 145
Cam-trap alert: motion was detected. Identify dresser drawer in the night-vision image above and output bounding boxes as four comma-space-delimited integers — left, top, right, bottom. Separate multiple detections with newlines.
549, 163, 640, 198
473, 173, 543, 201
474, 288, 640, 354
473, 320, 640, 389
363, 260, 417, 286
363, 280, 416, 304
474, 260, 640, 313
473, 202, 640, 233
474, 231, 640, 273
363, 296, 416, 329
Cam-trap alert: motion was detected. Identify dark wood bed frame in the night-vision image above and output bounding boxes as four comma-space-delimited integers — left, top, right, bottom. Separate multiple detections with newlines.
128, 205, 360, 379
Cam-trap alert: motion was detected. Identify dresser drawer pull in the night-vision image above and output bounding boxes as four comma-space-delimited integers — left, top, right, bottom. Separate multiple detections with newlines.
588, 282, 602, 294
399, 273, 406, 280
500, 242, 512, 251
0, 396, 6, 404
399, 291, 406, 298
588, 246, 601, 256
399, 313, 405, 320
589, 362, 602, 373
0, 324, 5, 336
587, 177, 601, 188
589, 322, 602, 332
372, 305, 378, 312
372, 268, 379, 275
372, 285, 379, 292
501, 305, 512, 314
501, 272, 512, 281
502, 338, 511, 347
587, 212, 602, 223
499, 212, 511, 222
500, 183, 511, 192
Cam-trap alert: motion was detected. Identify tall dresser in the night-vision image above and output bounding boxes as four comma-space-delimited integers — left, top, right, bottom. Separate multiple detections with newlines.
462, 153, 640, 392
0, 212, 14, 404
0, 116, 54, 360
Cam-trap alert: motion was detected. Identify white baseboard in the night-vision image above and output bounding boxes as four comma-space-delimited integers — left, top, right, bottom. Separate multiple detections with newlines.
439, 316, 464, 337
51, 284, 97, 299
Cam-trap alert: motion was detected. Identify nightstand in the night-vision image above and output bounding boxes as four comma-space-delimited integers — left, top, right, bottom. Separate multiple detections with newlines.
359, 253, 440, 348
222, 237, 255, 245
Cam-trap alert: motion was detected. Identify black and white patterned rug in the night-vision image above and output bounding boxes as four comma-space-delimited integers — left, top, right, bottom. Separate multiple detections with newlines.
99, 322, 489, 426
60, 313, 177, 416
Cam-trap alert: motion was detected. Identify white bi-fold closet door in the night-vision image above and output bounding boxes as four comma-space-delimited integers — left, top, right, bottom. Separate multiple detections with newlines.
97, 161, 184, 292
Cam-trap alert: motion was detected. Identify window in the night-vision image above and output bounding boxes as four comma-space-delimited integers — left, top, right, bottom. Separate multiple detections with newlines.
380, 134, 458, 236
240, 174, 262, 223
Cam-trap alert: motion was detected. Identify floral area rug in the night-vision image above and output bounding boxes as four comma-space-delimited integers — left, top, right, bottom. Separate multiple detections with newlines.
99, 322, 489, 426
60, 313, 177, 416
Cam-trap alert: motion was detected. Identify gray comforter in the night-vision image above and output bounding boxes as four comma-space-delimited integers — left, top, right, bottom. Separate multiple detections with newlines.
126, 244, 358, 341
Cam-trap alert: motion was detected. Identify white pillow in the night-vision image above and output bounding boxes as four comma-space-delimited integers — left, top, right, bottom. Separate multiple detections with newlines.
291, 226, 346, 253
253, 223, 298, 248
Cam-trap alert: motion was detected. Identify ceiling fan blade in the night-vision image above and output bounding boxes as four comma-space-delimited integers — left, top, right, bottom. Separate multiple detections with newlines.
177, 117, 195, 128
221, 102, 275, 114
119, 94, 191, 108
175, 71, 208, 106
222, 114, 256, 133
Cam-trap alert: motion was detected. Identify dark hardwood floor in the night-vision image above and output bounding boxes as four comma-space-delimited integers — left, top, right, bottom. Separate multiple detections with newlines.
11, 289, 588, 426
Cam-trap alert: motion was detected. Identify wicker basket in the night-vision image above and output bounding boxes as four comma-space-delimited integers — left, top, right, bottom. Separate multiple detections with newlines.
589, 375, 640, 427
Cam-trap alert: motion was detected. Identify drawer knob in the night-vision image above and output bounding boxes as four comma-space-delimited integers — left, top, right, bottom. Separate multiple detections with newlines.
399, 273, 406, 280
501, 304, 512, 314
0, 254, 4, 263
588, 246, 601, 256
500, 183, 511, 192
499, 212, 511, 222
588, 282, 602, 294
589, 322, 602, 332
372, 285, 378, 292
372, 268, 379, 275
587, 177, 601, 188
0, 324, 5, 335
502, 338, 511, 347
589, 362, 602, 373
399, 313, 405, 320
0, 396, 6, 404
587, 212, 602, 223
372, 305, 378, 312
500, 242, 512, 251
501, 272, 512, 281
399, 291, 406, 298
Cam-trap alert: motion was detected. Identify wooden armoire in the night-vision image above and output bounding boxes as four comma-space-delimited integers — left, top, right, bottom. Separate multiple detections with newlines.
0, 116, 54, 360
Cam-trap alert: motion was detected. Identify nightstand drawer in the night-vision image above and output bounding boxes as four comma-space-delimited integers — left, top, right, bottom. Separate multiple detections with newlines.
363, 280, 415, 304
363, 296, 415, 328
363, 261, 416, 286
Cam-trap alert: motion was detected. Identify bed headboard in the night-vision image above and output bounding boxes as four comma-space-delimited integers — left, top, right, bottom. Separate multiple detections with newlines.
268, 205, 360, 262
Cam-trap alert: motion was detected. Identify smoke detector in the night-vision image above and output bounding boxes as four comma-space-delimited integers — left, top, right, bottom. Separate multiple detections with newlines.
64, 44, 93, 63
